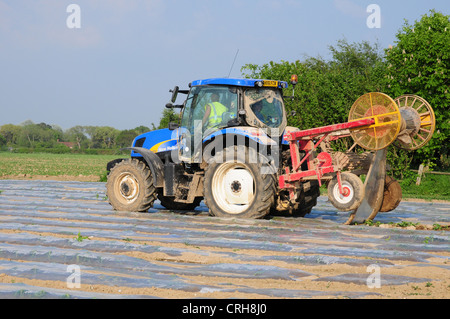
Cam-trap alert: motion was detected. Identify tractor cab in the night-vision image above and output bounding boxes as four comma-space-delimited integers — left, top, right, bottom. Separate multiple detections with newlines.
170, 78, 289, 163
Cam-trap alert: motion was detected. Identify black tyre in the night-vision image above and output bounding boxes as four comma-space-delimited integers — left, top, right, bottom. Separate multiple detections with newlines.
106, 158, 157, 212
327, 172, 364, 211
203, 146, 276, 219
292, 180, 320, 217
380, 175, 402, 212
157, 190, 202, 211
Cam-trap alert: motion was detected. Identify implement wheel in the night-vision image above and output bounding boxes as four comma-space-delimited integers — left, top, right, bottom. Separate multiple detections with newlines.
106, 158, 157, 212
327, 172, 364, 211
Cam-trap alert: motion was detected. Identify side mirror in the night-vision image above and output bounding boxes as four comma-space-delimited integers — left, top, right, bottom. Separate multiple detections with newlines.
166, 103, 183, 109
168, 122, 179, 130
170, 86, 179, 103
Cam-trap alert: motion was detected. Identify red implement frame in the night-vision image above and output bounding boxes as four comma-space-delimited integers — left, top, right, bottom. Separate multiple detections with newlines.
279, 119, 375, 200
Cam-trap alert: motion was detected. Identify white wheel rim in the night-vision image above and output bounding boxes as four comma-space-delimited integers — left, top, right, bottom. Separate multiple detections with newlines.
212, 163, 255, 214
117, 172, 140, 203
332, 181, 354, 204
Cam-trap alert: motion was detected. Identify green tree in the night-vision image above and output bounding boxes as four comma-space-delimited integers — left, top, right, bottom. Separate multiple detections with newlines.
0, 133, 6, 147
64, 125, 88, 149
242, 40, 385, 129
384, 10, 449, 169
0, 124, 22, 145
134, 126, 151, 135
116, 129, 138, 148
241, 39, 386, 151
157, 108, 179, 129
91, 126, 119, 149
17, 121, 60, 148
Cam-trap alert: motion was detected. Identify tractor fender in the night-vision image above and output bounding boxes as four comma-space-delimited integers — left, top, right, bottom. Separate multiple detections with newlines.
122, 147, 165, 188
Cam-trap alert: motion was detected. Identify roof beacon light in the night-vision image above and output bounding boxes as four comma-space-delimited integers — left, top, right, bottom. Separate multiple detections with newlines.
290, 74, 298, 86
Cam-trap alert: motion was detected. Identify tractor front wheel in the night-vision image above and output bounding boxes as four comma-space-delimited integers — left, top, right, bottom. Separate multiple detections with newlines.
106, 158, 157, 212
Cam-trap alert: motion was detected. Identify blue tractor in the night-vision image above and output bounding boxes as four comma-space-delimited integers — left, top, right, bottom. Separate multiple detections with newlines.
106, 77, 321, 219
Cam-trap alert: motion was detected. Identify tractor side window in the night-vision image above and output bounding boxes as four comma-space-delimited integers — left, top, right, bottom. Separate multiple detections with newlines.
245, 88, 284, 128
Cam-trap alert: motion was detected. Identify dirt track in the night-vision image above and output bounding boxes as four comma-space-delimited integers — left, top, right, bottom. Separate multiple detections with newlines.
0, 179, 448, 299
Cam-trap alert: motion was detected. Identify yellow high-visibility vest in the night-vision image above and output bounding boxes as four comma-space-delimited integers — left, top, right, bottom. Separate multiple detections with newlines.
205, 102, 227, 127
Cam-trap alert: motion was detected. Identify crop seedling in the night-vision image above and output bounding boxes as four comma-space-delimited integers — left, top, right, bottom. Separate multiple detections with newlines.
432, 223, 449, 231
74, 232, 90, 242
395, 221, 418, 228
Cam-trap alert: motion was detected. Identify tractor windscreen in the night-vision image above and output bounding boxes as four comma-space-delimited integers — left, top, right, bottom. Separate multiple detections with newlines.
244, 88, 284, 129
181, 85, 238, 135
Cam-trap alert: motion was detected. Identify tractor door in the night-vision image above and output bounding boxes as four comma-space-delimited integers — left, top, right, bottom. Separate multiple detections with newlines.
178, 85, 238, 163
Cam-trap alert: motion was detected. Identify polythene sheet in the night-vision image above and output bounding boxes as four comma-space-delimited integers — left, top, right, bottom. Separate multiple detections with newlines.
0, 180, 448, 299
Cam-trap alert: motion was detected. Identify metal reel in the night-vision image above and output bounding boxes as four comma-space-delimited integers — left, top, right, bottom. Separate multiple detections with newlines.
348, 93, 401, 151
393, 95, 436, 150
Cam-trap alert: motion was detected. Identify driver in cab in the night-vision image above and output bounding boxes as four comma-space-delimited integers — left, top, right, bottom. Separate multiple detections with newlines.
202, 93, 228, 129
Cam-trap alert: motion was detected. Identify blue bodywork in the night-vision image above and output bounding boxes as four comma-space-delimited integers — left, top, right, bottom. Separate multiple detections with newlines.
190, 78, 288, 89
131, 128, 177, 157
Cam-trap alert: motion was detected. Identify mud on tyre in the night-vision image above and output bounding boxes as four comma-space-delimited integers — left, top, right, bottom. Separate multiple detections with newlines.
203, 146, 276, 219
106, 158, 157, 212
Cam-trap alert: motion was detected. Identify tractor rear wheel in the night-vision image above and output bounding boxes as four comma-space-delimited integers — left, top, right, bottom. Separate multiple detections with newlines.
292, 180, 320, 217
204, 146, 276, 219
106, 158, 157, 212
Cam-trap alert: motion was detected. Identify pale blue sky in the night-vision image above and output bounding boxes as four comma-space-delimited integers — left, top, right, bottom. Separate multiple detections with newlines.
0, 0, 448, 130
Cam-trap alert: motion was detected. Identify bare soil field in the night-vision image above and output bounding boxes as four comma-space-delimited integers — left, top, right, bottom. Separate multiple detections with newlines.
0, 179, 448, 300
